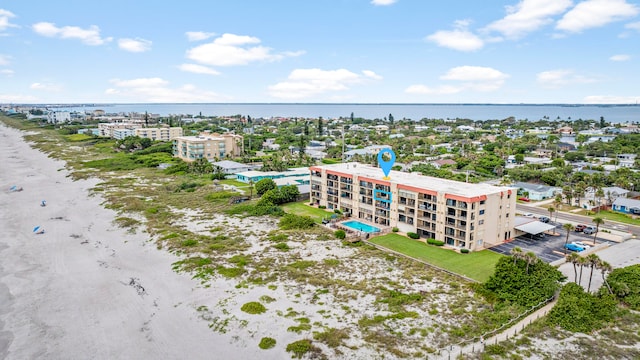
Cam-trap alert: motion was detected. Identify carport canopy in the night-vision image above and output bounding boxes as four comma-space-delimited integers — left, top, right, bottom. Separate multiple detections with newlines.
515, 221, 556, 235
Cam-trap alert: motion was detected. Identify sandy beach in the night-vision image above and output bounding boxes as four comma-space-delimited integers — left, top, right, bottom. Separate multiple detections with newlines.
0, 123, 254, 360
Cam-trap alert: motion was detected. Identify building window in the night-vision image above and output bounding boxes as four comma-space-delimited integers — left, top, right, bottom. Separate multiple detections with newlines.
479, 220, 484, 225
479, 209, 485, 215
480, 200, 486, 205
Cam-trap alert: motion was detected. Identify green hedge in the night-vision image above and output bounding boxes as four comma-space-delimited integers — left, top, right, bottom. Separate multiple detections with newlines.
427, 238, 445, 246
407, 232, 419, 239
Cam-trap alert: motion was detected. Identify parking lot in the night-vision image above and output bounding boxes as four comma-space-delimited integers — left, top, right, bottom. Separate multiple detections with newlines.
488, 223, 615, 263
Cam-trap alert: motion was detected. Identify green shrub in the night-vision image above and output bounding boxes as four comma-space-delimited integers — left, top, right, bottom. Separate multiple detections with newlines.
392, 227, 399, 232
259, 337, 276, 349
427, 238, 445, 246
181, 239, 198, 247
607, 264, 640, 310
279, 213, 315, 230
334, 229, 346, 240
547, 282, 617, 333
318, 205, 326, 209
217, 266, 245, 278
255, 178, 277, 196
334, 209, 342, 214
241, 301, 267, 314
286, 339, 313, 359
460, 248, 470, 254
273, 242, 290, 251
407, 232, 419, 239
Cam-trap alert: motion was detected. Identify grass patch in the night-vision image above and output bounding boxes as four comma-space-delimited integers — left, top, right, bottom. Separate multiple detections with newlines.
281, 201, 334, 224
369, 234, 502, 282
286, 339, 317, 359
241, 301, 267, 314
64, 133, 93, 142
259, 337, 276, 350
586, 210, 640, 226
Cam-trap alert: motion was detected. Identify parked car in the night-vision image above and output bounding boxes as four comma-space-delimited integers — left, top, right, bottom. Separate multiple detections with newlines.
534, 232, 546, 239
564, 243, 585, 252
538, 216, 550, 223
518, 197, 530, 202
583, 226, 597, 235
574, 224, 587, 232
572, 241, 591, 249
523, 213, 534, 217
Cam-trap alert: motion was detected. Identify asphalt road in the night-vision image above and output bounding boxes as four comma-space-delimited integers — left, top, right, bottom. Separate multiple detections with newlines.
516, 203, 640, 236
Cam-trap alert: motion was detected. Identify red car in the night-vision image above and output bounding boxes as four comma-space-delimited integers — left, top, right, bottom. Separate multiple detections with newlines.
574, 224, 587, 232
518, 197, 530, 202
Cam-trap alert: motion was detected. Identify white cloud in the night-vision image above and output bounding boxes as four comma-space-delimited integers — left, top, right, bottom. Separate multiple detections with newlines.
267, 68, 381, 99
107, 77, 227, 102
557, 0, 639, 33
0, 54, 10, 66
186, 31, 216, 41
186, 33, 301, 67
371, 0, 397, 5
118, 38, 152, 52
178, 63, 220, 75
32, 22, 112, 45
536, 69, 597, 88
0, 9, 18, 32
583, 95, 640, 104
404, 84, 463, 95
427, 19, 484, 52
30, 82, 62, 92
406, 66, 509, 95
610, 54, 630, 61
484, 0, 573, 39
1, 69, 14, 76
362, 70, 383, 80
625, 21, 640, 31
0, 94, 37, 102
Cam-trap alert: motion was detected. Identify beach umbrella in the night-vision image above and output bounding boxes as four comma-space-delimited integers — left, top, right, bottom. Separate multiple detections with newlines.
33, 226, 41, 233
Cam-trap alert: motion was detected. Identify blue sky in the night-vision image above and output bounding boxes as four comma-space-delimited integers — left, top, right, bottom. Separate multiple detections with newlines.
1, 0, 639, 104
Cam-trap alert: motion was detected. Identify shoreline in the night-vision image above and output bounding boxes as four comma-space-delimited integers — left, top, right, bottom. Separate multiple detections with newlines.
0, 123, 241, 359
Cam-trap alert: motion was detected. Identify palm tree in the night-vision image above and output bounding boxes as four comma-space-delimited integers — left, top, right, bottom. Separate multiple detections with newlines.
510, 246, 523, 265
548, 207, 555, 223
248, 179, 254, 198
566, 252, 581, 283
599, 260, 613, 295
578, 256, 588, 286
592, 217, 604, 245
595, 187, 605, 213
524, 252, 538, 274
586, 253, 600, 292
563, 223, 575, 255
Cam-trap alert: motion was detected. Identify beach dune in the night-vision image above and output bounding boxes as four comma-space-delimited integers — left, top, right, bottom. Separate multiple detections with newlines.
0, 124, 239, 360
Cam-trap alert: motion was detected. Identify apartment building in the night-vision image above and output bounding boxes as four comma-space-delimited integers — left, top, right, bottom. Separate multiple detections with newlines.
98, 122, 142, 137
172, 132, 243, 162
310, 163, 516, 251
135, 127, 183, 141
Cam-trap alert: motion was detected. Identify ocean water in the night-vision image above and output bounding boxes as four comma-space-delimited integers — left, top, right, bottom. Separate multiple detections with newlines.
63, 103, 640, 123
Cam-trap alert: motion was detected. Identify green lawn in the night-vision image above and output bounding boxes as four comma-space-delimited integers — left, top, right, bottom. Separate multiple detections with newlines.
220, 179, 251, 187
281, 201, 335, 224
586, 210, 640, 226
369, 234, 503, 282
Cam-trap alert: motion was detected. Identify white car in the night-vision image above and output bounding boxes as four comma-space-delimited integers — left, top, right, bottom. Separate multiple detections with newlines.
571, 241, 591, 249
523, 213, 534, 217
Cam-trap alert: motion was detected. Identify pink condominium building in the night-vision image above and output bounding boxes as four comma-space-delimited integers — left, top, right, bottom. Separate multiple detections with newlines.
310, 163, 517, 251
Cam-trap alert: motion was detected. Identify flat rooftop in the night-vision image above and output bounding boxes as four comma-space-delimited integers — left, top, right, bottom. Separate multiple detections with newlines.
238, 167, 310, 178
314, 162, 515, 197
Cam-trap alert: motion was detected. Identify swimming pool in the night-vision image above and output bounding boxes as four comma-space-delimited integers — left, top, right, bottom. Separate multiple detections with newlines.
341, 220, 381, 234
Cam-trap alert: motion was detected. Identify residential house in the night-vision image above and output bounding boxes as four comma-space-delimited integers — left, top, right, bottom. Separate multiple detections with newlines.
236, 167, 310, 184
430, 159, 457, 169
210, 160, 259, 175
617, 154, 637, 168
612, 198, 640, 215
46, 111, 71, 124
513, 182, 560, 201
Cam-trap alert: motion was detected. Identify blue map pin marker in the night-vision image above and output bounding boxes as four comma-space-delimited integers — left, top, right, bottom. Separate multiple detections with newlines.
377, 148, 396, 180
